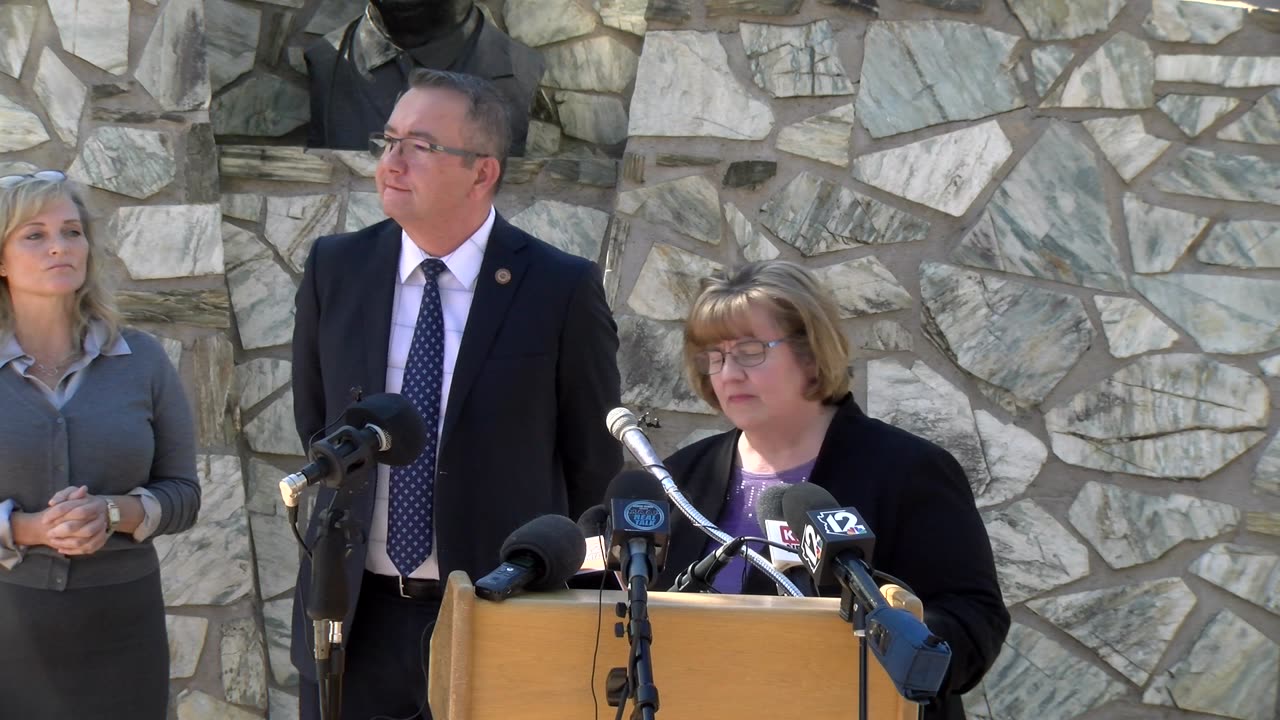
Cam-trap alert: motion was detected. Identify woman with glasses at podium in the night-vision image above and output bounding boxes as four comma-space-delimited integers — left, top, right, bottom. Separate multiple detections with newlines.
0, 171, 201, 719
657, 260, 1009, 720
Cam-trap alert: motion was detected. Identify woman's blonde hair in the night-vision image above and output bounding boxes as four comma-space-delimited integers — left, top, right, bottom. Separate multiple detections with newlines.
0, 174, 121, 344
683, 260, 850, 411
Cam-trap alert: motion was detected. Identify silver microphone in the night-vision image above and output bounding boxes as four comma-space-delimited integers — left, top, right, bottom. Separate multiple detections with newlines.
605, 407, 804, 597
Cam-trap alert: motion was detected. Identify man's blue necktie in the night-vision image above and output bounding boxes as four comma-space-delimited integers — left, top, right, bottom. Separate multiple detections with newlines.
388, 258, 447, 576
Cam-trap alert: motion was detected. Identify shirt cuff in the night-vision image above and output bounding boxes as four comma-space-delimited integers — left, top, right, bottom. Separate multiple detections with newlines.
0, 499, 25, 570
127, 488, 163, 542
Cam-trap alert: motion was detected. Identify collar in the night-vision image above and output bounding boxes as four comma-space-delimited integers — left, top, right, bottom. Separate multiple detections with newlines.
397, 205, 495, 290
83, 322, 131, 358
0, 320, 131, 371
0, 333, 25, 370
326, 6, 483, 75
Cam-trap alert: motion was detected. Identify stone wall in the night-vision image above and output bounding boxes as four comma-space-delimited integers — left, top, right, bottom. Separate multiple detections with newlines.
0, 1, 1277, 719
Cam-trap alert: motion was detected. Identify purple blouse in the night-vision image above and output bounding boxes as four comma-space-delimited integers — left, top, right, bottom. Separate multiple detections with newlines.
704, 458, 816, 594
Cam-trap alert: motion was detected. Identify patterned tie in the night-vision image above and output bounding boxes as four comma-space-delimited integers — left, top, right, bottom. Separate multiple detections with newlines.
388, 258, 447, 576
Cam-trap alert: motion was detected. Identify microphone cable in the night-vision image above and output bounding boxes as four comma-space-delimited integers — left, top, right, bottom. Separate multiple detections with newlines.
721, 532, 788, 594
586, 532, 609, 720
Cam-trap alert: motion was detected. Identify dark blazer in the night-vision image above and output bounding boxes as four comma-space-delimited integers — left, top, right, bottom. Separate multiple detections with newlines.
660, 395, 1009, 720
288, 214, 622, 679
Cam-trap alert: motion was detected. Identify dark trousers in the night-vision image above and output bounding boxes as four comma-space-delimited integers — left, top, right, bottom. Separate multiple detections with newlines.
0, 570, 168, 719
300, 575, 443, 720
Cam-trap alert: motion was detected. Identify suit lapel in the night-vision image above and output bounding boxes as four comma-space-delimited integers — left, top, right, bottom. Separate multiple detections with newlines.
440, 215, 530, 445
362, 221, 404, 396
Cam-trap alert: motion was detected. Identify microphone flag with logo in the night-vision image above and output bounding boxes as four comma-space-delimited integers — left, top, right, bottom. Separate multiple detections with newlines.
780, 483, 951, 702
605, 470, 670, 587
783, 482, 876, 588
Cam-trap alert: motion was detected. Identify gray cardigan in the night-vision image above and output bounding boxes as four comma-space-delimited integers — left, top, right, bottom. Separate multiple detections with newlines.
0, 328, 200, 590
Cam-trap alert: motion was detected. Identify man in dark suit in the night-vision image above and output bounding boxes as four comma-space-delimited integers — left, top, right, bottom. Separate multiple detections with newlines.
289, 68, 622, 720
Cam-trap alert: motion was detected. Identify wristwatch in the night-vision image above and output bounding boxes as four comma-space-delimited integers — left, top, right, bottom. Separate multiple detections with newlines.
104, 498, 121, 535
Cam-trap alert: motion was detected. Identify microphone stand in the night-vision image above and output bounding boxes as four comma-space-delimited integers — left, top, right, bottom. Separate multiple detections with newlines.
304, 429, 374, 720
839, 585, 870, 720
620, 538, 659, 720
310, 507, 350, 720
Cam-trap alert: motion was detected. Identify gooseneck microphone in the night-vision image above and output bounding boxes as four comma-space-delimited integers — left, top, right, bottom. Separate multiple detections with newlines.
605, 407, 804, 597
780, 483, 952, 704
280, 392, 428, 507
670, 483, 821, 594
475, 515, 588, 602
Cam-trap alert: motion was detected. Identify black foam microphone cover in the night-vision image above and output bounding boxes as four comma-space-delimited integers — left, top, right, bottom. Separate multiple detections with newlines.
577, 505, 610, 536
499, 514, 588, 591
755, 483, 790, 526
343, 392, 428, 466
606, 469, 666, 503
781, 482, 841, 539
754, 483, 815, 596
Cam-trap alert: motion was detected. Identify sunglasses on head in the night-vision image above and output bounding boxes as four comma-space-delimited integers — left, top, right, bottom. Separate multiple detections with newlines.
0, 170, 68, 189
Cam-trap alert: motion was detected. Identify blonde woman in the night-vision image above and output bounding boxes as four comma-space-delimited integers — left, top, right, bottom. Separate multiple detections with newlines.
659, 261, 1008, 720
0, 171, 200, 718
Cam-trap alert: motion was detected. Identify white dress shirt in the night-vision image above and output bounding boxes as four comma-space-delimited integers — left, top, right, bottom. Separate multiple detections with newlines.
365, 206, 495, 579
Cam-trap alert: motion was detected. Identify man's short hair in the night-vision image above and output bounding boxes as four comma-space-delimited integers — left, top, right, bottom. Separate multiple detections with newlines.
406, 67, 512, 189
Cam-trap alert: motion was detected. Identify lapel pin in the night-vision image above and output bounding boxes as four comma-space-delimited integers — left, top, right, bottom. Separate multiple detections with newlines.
495, 268, 512, 285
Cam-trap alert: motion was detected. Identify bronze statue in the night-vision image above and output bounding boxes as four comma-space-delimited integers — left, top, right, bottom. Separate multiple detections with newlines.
305, 0, 544, 154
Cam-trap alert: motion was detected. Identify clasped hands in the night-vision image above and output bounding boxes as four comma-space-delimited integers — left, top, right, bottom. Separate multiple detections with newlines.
29, 486, 112, 556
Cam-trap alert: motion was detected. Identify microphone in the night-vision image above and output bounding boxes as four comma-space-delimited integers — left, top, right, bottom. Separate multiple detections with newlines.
605, 470, 670, 589
781, 483, 878, 590
669, 536, 750, 592
781, 483, 952, 702
669, 484, 821, 594
607, 407, 667, 471
755, 484, 815, 596
603, 470, 668, 719
300, 394, 426, 711
605, 407, 805, 597
475, 514, 588, 602
576, 504, 618, 586
280, 393, 427, 507
577, 504, 610, 537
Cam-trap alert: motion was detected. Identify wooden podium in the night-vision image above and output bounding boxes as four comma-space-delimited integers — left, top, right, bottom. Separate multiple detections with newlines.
429, 571, 924, 719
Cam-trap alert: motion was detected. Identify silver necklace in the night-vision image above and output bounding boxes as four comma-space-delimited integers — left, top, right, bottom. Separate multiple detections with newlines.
30, 349, 80, 377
